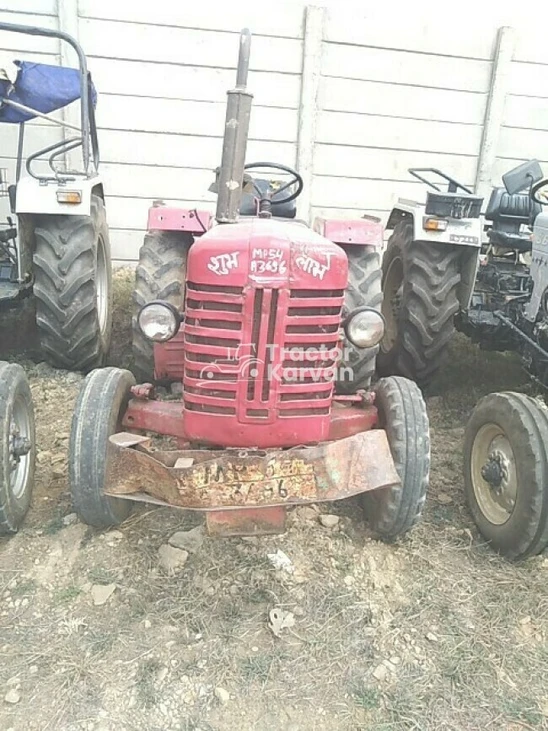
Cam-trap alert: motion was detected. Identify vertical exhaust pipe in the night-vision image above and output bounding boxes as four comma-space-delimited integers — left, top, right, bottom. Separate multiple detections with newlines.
215, 29, 253, 224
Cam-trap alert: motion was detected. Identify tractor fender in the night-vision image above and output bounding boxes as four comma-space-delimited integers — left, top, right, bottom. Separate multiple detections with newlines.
313, 216, 383, 247
387, 202, 481, 309
15, 174, 104, 216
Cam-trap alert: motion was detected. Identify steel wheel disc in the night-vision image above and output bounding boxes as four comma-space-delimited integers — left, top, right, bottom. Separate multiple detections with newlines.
470, 423, 517, 525
9, 393, 33, 500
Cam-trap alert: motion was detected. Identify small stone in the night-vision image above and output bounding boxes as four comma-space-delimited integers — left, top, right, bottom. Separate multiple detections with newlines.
62, 513, 78, 526
158, 544, 189, 574
437, 493, 453, 505
372, 663, 388, 681
215, 687, 230, 705
4, 689, 20, 704
297, 506, 318, 521
168, 525, 205, 554
426, 632, 439, 642
343, 575, 355, 586
389, 656, 401, 665
319, 514, 339, 529
156, 666, 169, 683
29, 665, 38, 674
108, 530, 124, 540
91, 583, 116, 606
143, 619, 151, 629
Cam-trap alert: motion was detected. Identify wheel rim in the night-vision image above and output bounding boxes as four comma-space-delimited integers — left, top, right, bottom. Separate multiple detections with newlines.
96, 234, 109, 337
381, 255, 403, 352
9, 394, 33, 500
470, 423, 517, 525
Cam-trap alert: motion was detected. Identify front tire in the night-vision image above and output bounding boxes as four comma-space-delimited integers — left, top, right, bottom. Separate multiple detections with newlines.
132, 230, 191, 382
337, 245, 382, 393
377, 222, 461, 388
33, 194, 113, 372
69, 367, 134, 528
463, 392, 548, 560
0, 363, 35, 534
362, 376, 430, 540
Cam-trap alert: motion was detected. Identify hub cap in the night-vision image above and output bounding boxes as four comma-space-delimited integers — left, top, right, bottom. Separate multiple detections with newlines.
470, 423, 517, 525
9, 394, 33, 500
381, 255, 403, 352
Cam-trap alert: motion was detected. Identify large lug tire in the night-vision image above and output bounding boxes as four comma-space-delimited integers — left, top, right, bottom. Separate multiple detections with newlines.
33, 194, 113, 372
69, 367, 135, 528
463, 392, 548, 560
132, 230, 191, 382
0, 363, 35, 534
362, 376, 430, 540
377, 222, 461, 388
336, 245, 382, 393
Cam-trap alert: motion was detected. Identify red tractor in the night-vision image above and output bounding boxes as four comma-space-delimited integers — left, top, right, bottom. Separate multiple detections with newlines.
68, 30, 430, 539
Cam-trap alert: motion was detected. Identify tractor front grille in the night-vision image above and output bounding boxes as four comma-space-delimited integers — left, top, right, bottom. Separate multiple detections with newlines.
183, 282, 344, 422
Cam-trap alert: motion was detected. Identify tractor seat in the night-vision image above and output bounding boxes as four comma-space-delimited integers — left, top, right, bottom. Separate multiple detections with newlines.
240, 178, 297, 219
484, 187, 541, 252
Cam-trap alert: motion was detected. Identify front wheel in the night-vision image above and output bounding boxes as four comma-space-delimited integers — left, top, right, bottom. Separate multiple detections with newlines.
69, 367, 135, 528
362, 376, 430, 540
0, 363, 35, 534
463, 392, 548, 560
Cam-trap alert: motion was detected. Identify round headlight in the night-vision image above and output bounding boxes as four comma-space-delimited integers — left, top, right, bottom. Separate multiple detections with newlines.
138, 302, 180, 343
344, 308, 385, 348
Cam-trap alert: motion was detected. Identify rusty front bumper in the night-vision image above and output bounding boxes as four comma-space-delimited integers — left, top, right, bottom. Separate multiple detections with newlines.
104, 430, 400, 510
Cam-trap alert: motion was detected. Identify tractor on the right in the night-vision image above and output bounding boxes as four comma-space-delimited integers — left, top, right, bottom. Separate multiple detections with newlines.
379, 161, 548, 560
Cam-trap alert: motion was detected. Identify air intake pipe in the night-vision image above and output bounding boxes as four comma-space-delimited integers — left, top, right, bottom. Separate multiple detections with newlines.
215, 29, 253, 224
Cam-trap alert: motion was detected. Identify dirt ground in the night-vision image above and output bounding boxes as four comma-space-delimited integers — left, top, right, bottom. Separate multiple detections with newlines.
1, 271, 547, 731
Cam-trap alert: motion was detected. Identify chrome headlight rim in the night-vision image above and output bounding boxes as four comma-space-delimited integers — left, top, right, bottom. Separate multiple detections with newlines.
137, 300, 182, 343
343, 306, 385, 349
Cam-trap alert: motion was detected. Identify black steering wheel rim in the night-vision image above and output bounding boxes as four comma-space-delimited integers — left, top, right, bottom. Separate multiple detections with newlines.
244, 161, 304, 205
531, 177, 548, 205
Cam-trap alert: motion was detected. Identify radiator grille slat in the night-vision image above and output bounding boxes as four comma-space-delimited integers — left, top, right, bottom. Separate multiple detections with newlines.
183, 281, 344, 420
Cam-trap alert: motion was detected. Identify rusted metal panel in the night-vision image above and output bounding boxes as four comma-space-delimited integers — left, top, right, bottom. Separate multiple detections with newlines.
104, 429, 399, 509
206, 506, 286, 536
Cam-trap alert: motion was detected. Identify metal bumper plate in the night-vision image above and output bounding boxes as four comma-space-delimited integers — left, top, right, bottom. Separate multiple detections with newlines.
104, 430, 400, 510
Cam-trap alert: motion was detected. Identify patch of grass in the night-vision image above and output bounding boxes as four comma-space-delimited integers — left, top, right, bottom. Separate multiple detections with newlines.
54, 585, 82, 604
43, 514, 65, 535
351, 685, 380, 710
12, 578, 37, 596
136, 658, 162, 708
240, 653, 277, 684
87, 566, 117, 585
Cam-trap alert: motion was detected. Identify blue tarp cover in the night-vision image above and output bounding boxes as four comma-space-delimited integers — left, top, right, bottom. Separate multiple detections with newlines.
0, 60, 96, 124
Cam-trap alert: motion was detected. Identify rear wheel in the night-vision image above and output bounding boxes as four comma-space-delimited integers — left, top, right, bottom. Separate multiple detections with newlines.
0, 363, 35, 534
33, 194, 113, 372
362, 376, 430, 539
69, 367, 135, 528
132, 230, 191, 382
377, 222, 461, 388
337, 246, 382, 393
463, 392, 548, 560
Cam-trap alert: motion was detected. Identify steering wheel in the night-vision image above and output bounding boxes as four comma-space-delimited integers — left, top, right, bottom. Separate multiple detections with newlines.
531, 177, 548, 205
244, 162, 304, 205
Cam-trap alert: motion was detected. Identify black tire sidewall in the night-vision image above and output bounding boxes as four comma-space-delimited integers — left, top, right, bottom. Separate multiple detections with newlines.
69, 367, 135, 527
362, 376, 430, 539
